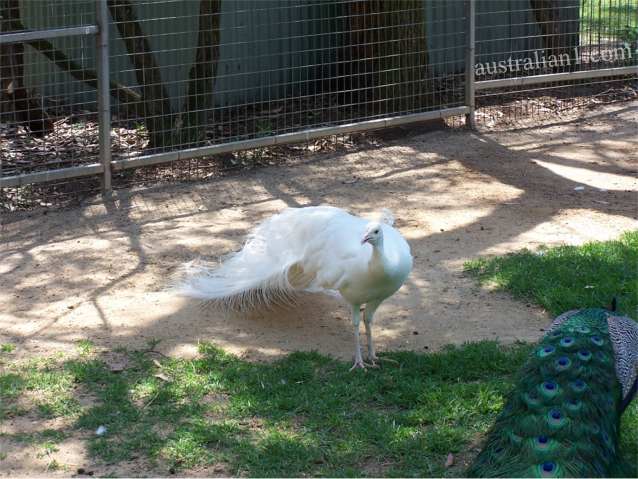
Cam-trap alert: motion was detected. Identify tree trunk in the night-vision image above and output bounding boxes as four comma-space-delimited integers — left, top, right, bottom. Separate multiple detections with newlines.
344, 0, 430, 117
178, 0, 222, 145
376, 0, 430, 114
530, 0, 580, 71
107, 0, 174, 149
341, 0, 374, 116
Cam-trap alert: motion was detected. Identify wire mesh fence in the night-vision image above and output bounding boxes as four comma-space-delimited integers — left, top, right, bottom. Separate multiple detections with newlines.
1, 0, 637, 211
107, 1, 466, 155
1, 0, 100, 207
474, 0, 638, 127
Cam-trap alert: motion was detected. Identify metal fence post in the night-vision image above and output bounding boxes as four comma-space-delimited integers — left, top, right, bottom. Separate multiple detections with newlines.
465, 0, 476, 129
96, 0, 112, 192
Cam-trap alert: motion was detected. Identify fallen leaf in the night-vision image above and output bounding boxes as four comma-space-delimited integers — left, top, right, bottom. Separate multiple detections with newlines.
108, 361, 127, 373
155, 373, 171, 382
103, 353, 129, 373
445, 453, 454, 468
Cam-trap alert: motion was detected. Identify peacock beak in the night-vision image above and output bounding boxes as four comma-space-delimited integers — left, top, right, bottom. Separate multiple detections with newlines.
361, 234, 371, 245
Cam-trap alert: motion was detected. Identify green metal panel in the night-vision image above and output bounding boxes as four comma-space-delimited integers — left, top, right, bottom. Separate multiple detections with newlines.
21, 0, 97, 107
426, 0, 466, 74
475, 0, 581, 70
21, 0, 339, 109
18, 0, 582, 110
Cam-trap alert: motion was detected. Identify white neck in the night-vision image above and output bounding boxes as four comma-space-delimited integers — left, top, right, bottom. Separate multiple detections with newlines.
369, 238, 386, 268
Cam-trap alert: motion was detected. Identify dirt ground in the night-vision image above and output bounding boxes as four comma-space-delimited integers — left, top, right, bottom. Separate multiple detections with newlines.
2, 100, 637, 362
0, 101, 637, 475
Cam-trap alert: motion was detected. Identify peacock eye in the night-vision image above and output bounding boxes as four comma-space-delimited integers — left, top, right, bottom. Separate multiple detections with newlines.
374, 229, 379, 234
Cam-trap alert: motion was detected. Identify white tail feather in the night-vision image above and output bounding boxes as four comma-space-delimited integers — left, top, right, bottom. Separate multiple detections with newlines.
172, 211, 308, 310
173, 255, 300, 311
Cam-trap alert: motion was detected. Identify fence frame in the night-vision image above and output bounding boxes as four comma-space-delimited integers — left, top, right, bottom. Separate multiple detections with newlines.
95, 0, 111, 191
464, 0, 476, 129
0, 11, 102, 189
1, 0, 637, 191
474, 66, 638, 91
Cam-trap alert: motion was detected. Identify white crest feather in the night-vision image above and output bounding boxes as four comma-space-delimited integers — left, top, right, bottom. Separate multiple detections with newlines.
376, 208, 395, 226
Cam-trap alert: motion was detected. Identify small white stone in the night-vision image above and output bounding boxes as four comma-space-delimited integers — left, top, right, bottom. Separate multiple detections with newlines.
95, 425, 107, 436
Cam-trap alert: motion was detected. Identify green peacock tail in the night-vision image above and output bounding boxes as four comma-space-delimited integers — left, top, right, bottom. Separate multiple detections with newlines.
467, 308, 625, 478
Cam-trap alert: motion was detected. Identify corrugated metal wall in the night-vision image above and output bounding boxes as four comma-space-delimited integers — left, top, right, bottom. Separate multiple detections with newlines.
22, 0, 341, 108
476, 0, 581, 66
19, 0, 580, 109
478, 0, 550, 65
21, 0, 97, 108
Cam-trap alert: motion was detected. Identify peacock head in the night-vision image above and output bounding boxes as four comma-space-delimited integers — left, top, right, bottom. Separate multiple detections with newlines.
362, 222, 384, 247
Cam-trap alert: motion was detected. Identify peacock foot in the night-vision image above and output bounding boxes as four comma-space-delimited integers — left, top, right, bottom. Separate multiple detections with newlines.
368, 354, 399, 366
365, 356, 381, 368
349, 358, 370, 371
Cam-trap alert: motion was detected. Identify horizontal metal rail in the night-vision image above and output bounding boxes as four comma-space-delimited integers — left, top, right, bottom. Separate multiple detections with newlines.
0, 25, 97, 44
0, 163, 103, 188
110, 106, 469, 172
1, 107, 467, 187
475, 65, 638, 91
3, 60, 636, 188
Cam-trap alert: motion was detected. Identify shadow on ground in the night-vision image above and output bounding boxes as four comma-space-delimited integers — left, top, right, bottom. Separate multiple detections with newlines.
0, 101, 636, 362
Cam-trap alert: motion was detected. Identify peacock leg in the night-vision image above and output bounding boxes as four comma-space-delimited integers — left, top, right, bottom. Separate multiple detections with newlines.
364, 301, 398, 366
349, 305, 367, 371
364, 301, 381, 366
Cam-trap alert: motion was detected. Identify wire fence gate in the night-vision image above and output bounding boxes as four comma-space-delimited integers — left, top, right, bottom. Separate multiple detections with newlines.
1, 0, 637, 209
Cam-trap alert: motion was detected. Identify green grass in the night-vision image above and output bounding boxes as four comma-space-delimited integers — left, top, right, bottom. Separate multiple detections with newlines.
1, 342, 636, 477
464, 230, 638, 475
581, 0, 638, 43
0, 341, 533, 476
76, 339, 96, 356
1, 343, 16, 353
464, 230, 638, 318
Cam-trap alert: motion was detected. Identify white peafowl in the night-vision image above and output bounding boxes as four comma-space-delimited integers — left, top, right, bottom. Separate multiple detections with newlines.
176, 205, 413, 370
